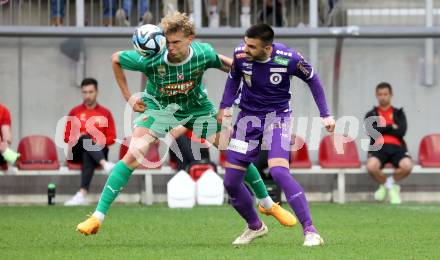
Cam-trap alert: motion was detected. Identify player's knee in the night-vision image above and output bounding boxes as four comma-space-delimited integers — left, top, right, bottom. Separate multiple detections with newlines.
121, 151, 139, 168
366, 158, 381, 172
399, 158, 413, 174
268, 165, 290, 183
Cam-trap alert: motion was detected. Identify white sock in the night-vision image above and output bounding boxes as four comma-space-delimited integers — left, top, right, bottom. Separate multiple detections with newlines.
92, 211, 105, 223
259, 196, 274, 209
385, 176, 395, 189
209, 5, 217, 15
241, 6, 250, 15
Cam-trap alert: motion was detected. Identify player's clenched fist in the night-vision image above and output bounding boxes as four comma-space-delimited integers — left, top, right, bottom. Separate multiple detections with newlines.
216, 108, 232, 124
321, 116, 336, 132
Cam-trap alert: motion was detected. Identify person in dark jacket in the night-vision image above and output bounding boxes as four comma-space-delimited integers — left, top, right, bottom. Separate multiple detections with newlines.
364, 82, 413, 204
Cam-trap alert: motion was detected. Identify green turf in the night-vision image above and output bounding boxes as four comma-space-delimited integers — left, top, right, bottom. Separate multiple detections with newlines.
1, 203, 439, 259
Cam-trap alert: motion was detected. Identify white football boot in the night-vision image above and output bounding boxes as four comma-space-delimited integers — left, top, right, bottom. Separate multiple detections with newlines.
232, 222, 268, 245
303, 231, 324, 247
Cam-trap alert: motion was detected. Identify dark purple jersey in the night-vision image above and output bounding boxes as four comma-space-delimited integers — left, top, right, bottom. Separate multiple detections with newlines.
220, 42, 330, 117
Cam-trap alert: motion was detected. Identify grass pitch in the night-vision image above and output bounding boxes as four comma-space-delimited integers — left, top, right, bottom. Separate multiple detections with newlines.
1, 203, 439, 259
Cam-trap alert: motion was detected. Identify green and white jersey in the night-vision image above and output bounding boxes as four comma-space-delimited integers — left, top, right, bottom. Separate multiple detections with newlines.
119, 41, 222, 116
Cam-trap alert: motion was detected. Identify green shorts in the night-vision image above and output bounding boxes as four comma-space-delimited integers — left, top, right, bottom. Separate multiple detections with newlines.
133, 104, 222, 139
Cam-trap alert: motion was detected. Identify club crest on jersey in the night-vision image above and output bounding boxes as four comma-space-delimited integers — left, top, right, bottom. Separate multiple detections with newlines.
157, 65, 166, 77
270, 73, 282, 85
177, 73, 184, 81
274, 56, 289, 66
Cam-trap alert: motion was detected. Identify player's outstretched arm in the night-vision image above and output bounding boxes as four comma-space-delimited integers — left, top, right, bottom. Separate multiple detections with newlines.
288, 53, 335, 132
217, 54, 233, 73
111, 51, 145, 112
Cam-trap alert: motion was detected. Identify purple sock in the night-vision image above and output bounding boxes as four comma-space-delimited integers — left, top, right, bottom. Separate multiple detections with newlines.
224, 167, 262, 230
270, 166, 314, 233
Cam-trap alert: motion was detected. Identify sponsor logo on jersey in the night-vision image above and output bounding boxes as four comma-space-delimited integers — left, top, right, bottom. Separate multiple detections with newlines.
235, 53, 246, 59
270, 73, 282, 85
270, 67, 287, 73
228, 138, 249, 154
157, 65, 166, 77
274, 56, 289, 66
161, 80, 195, 96
177, 73, 184, 81
275, 49, 293, 57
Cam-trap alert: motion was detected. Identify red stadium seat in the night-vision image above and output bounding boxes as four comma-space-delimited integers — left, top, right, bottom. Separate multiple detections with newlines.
187, 161, 216, 181
290, 135, 312, 169
16, 135, 60, 170
319, 134, 361, 168
419, 134, 440, 167
0, 163, 7, 171
67, 161, 83, 170
119, 137, 162, 169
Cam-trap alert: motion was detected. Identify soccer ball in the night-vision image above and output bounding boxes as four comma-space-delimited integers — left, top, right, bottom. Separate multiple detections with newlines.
132, 24, 166, 58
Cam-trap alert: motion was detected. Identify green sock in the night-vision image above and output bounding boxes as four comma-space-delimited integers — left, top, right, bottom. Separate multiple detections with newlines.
96, 161, 134, 215
244, 163, 269, 199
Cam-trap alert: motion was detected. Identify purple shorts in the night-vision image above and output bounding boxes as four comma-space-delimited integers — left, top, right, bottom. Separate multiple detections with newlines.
226, 111, 292, 167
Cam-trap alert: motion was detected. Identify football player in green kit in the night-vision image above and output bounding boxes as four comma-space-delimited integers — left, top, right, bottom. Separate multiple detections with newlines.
77, 11, 296, 235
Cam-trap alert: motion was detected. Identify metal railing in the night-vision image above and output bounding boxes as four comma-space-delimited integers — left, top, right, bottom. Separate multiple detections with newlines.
0, 0, 313, 27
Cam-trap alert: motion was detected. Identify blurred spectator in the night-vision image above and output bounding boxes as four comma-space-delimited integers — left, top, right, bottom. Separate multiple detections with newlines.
365, 82, 413, 204
115, 0, 153, 26
320, 0, 340, 26
64, 78, 116, 206
257, 0, 285, 27
0, 104, 20, 166
51, 0, 118, 26
163, 0, 178, 16
208, 0, 251, 28
327, 0, 338, 14
169, 127, 210, 171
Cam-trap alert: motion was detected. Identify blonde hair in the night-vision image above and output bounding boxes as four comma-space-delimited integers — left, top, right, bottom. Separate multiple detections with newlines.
160, 11, 195, 37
